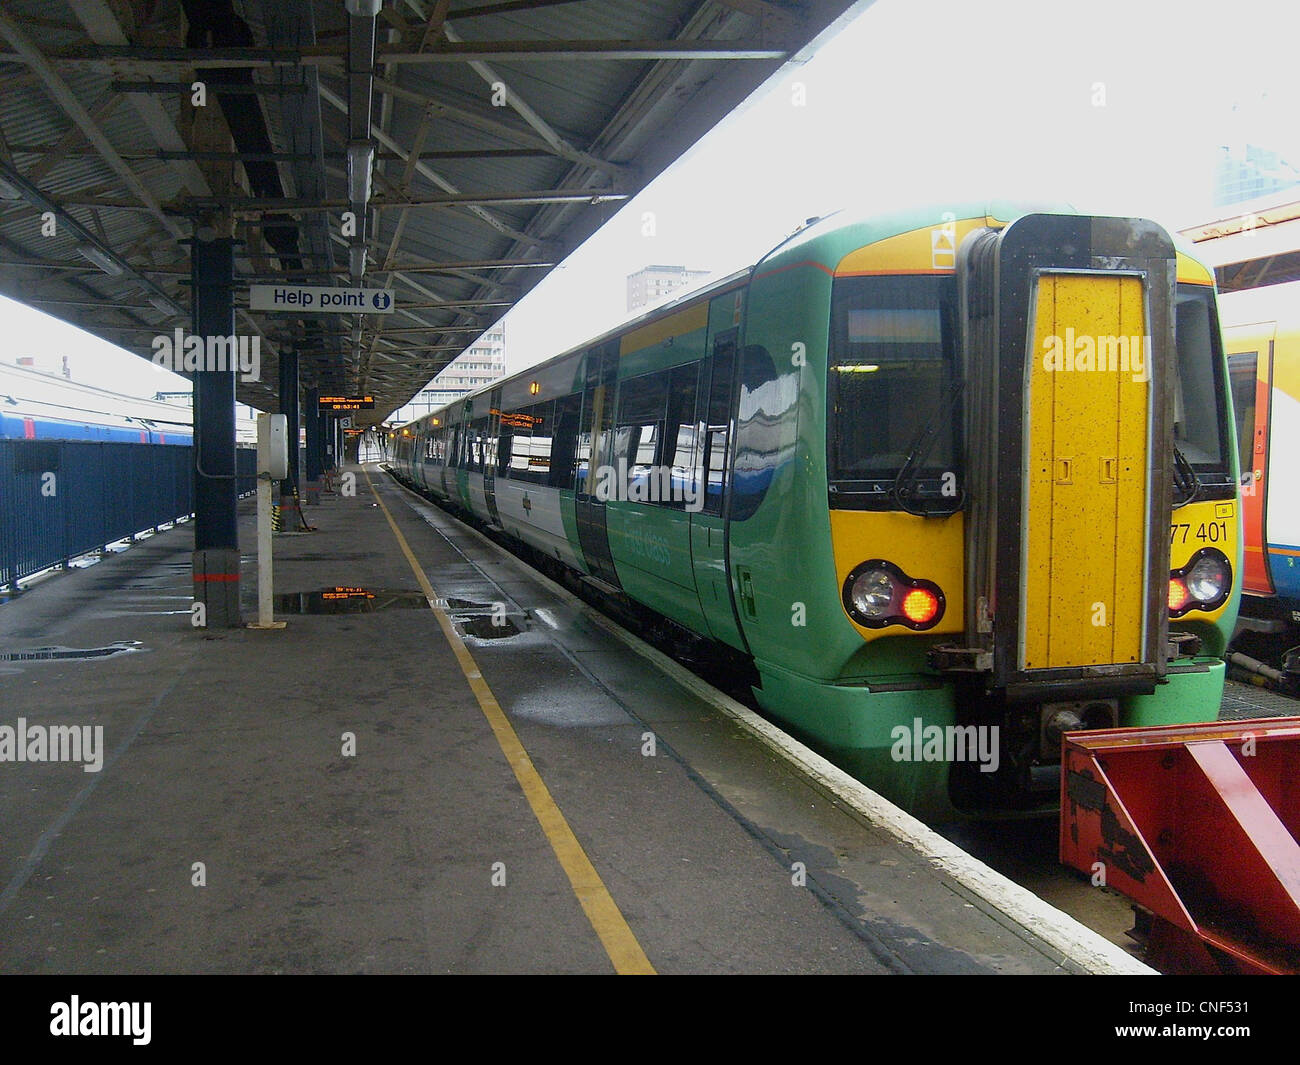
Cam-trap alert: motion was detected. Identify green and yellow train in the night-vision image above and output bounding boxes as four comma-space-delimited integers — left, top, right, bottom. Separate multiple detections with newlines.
391, 201, 1241, 820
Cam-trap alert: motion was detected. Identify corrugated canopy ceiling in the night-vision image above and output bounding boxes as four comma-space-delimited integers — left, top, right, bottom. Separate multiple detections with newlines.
0, 0, 861, 424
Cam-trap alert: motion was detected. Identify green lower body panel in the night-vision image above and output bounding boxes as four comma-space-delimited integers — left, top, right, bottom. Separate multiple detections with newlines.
753, 658, 1228, 823
1122, 658, 1227, 726
754, 662, 959, 822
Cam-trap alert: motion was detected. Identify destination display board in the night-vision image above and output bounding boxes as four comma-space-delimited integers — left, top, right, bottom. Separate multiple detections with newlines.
318, 395, 375, 411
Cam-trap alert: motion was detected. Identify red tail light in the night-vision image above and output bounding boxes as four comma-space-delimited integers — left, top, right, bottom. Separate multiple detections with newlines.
901, 587, 940, 625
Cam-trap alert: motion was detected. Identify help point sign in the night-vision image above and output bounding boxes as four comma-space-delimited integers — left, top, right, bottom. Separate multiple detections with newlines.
249, 285, 395, 313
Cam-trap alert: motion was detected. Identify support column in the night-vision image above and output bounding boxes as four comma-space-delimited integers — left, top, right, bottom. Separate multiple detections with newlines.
304, 386, 323, 504
278, 347, 300, 515
191, 237, 240, 628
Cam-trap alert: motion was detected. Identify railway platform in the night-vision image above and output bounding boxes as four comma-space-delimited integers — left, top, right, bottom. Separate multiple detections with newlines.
0, 464, 1149, 975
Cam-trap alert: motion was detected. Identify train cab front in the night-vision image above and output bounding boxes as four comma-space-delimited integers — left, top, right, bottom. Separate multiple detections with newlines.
922, 213, 1241, 814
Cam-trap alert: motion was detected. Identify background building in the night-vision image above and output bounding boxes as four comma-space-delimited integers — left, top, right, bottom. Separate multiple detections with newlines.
1213, 143, 1300, 207
626, 265, 711, 313
389, 323, 508, 424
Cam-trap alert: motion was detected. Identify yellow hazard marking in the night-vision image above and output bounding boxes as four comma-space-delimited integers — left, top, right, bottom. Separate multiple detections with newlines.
363, 468, 655, 975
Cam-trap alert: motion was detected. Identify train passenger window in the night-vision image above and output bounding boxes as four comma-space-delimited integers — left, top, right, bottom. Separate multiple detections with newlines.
497, 425, 513, 476
827, 275, 958, 488
731, 345, 786, 522
503, 402, 553, 484
550, 393, 582, 489
1227, 353, 1257, 481
1173, 286, 1229, 470
509, 427, 533, 477
575, 429, 591, 493
616, 371, 670, 503
702, 335, 737, 516
482, 423, 496, 474
470, 418, 488, 473
665, 362, 701, 509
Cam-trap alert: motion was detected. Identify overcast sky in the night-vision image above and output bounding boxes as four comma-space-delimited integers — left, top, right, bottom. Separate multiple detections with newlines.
3, 0, 1297, 409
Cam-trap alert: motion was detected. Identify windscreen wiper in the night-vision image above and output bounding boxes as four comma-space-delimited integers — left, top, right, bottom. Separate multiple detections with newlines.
1172, 443, 1200, 508
890, 376, 965, 516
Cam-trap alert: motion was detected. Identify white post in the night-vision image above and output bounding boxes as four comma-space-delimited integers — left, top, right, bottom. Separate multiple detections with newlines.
257, 470, 274, 626
248, 413, 287, 630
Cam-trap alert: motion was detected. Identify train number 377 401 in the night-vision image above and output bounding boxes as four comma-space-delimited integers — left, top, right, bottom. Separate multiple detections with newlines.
1169, 521, 1229, 546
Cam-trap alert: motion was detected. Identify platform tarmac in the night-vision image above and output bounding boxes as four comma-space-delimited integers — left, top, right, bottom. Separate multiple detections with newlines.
0, 464, 1148, 975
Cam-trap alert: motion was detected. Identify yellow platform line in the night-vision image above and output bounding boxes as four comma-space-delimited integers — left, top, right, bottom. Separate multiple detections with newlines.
363, 469, 654, 975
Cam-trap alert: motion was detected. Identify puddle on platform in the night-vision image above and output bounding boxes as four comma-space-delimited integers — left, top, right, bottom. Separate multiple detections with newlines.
274, 587, 427, 614
433, 596, 528, 641
456, 616, 523, 639
0, 640, 146, 662
438, 596, 491, 611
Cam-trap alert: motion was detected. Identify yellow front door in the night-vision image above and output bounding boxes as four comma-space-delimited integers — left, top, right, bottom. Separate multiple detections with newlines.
1022, 273, 1149, 669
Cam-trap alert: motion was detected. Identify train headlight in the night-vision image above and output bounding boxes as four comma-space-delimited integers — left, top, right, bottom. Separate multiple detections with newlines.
850, 568, 895, 619
1168, 548, 1231, 618
1187, 555, 1227, 602
842, 560, 945, 630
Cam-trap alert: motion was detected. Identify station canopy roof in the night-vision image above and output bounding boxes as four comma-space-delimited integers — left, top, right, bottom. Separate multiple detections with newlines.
0, 0, 863, 426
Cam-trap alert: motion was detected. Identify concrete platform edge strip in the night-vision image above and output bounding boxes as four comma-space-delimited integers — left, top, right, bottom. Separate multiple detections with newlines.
383, 470, 1157, 977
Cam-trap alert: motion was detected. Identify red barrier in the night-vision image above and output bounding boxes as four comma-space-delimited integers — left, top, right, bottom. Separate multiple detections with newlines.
1060, 717, 1300, 974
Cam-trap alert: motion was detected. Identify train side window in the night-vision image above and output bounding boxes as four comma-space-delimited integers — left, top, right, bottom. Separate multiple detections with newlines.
731, 345, 784, 522
508, 415, 533, 478
616, 370, 671, 504
702, 334, 737, 516
470, 418, 486, 473
497, 423, 513, 477
1227, 352, 1257, 481
575, 429, 592, 493
550, 393, 582, 489
531, 401, 555, 484
482, 420, 496, 474
664, 362, 701, 509
505, 401, 553, 484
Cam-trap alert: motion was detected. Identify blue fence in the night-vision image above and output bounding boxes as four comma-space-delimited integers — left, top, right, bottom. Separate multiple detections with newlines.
0, 442, 256, 591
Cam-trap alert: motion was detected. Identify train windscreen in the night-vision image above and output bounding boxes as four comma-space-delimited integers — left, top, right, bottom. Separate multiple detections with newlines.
1173, 284, 1234, 485
827, 274, 959, 488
